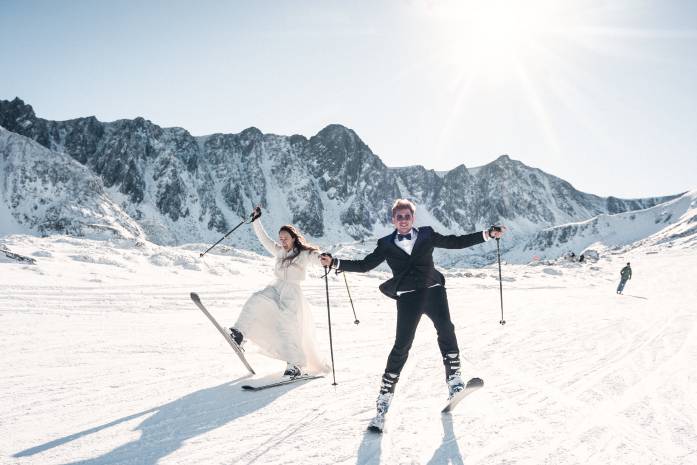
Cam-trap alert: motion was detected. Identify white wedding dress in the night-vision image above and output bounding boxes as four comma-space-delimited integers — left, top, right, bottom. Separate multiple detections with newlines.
233, 220, 329, 374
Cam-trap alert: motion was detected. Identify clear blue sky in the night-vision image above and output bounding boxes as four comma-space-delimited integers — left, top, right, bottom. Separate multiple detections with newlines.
1, 0, 696, 198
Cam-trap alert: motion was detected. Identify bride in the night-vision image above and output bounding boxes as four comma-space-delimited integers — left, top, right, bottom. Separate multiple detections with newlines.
229, 206, 329, 377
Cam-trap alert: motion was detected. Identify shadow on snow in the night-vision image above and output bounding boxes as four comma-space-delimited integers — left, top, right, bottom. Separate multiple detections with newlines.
355, 412, 466, 465
14, 376, 308, 465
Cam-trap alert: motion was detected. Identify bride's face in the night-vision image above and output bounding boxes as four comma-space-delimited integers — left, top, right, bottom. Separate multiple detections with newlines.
279, 230, 294, 251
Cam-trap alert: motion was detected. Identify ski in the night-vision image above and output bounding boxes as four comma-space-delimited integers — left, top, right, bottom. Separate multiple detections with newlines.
241, 374, 323, 391
442, 377, 484, 413
190, 292, 255, 375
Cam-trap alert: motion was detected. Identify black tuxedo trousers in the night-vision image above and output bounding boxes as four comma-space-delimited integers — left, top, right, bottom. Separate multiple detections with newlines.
385, 285, 459, 378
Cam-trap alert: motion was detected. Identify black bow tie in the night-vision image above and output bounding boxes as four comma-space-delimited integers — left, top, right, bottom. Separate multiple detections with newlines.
397, 233, 412, 241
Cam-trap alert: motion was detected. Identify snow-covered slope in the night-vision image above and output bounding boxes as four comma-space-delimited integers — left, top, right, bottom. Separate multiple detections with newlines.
510, 190, 697, 262
1, 234, 695, 465
640, 192, 697, 249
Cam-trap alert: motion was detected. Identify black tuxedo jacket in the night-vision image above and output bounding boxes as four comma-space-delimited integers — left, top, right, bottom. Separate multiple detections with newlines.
337, 226, 485, 299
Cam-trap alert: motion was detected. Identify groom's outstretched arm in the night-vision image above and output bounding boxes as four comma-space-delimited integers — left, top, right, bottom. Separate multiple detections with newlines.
432, 229, 488, 250
336, 245, 387, 273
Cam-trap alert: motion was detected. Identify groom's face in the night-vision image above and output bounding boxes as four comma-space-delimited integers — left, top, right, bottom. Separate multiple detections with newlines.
392, 208, 414, 235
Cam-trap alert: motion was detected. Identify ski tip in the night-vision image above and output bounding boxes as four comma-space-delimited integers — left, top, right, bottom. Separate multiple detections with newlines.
190, 292, 199, 301
466, 377, 484, 388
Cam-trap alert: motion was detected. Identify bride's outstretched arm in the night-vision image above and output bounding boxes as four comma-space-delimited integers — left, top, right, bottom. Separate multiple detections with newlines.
252, 219, 281, 256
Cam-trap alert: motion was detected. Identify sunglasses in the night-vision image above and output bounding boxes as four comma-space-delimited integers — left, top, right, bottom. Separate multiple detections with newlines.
394, 214, 412, 221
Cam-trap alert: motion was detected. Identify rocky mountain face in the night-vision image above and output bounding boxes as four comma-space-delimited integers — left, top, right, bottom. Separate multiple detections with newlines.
0, 127, 143, 240
0, 97, 681, 259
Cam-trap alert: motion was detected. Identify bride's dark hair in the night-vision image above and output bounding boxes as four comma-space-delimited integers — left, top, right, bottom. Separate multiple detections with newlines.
279, 224, 319, 265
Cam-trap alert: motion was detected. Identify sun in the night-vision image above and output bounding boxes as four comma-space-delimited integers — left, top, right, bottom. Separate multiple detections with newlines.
447, 1, 573, 74
414, 0, 590, 158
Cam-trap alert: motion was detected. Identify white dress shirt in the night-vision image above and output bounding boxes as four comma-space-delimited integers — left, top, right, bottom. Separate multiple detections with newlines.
394, 228, 418, 255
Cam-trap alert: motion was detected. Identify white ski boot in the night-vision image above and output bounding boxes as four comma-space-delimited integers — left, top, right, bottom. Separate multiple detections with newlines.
367, 392, 393, 433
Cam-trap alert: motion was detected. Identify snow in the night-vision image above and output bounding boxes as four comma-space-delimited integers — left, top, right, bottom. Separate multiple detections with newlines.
0, 201, 28, 236
1, 233, 696, 465
0, 147, 30, 236
508, 190, 697, 264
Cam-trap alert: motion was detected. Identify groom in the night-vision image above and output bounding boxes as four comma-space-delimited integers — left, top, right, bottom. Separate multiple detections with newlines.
320, 199, 505, 429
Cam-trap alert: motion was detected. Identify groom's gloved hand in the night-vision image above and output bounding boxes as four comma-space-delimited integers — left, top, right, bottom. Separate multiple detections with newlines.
319, 252, 334, 267
487, 225, 506, 239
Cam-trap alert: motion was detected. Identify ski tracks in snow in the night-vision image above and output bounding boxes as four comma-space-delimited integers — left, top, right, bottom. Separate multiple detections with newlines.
2, 239, 697, 465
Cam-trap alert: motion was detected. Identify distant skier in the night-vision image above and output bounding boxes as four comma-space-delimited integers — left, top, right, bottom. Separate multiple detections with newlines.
320, 199, 505, 431
228, 207, 329, 377
616, 262, 632, 294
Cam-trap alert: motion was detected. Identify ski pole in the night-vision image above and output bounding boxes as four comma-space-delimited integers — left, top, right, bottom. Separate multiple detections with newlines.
199, 209, 258, 258
340, 271, 360, 325
324, 266, 338, 385
496, 237, 506, 325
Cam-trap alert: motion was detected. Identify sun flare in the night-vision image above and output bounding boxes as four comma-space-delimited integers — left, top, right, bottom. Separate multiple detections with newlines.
419, 0, 592, 159
448, 1, 572, 73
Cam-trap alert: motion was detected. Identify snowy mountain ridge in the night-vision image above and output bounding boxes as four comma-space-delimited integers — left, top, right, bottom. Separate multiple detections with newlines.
512, 190, 697, 262
0, 97, 689, 265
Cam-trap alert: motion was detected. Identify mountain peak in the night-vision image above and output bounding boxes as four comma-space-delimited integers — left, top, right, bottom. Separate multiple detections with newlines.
240, 126, 263, 138
0, 97, 37, 130
315, 124, 359, 141
3, 97, 30, 111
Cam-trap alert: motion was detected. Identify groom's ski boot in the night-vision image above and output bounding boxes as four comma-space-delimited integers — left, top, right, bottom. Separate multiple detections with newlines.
447, 372, 466, 400
367, 392, 393, 433
367, 372, 398, 433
